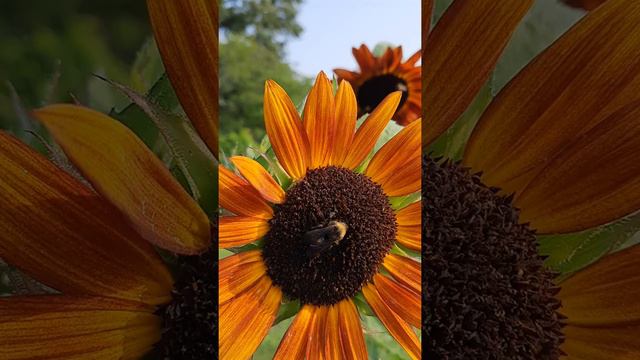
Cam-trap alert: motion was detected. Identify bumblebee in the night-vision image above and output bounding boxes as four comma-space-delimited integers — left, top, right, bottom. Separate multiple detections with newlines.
304, 221, 348, 259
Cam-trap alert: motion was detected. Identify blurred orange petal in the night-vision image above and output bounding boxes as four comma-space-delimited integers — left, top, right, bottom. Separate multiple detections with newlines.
424, 0, 533, 146
366, 119, 421, 196
363, 283, 420, 360
219, 216, 269, 248
230, 156, 285, 204
219, 276, 282, 360
219, 165, 273, 219
264, 80, 310, 179
342, 92, 401, 169
0, 132, 172, 305
0, 295, 159, 359
34, 104, 210, 255
219, 250, 266, 305
147, 0, 218, 157
303, 72, 336, 168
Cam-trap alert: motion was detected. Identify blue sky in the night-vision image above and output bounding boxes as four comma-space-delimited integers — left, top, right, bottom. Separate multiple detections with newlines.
286, 0, 421, 77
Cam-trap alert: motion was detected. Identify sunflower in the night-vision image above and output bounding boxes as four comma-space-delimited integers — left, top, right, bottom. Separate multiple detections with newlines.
0, 0, 218, 358
219, 71, 421, 359
424, 0, 640, 358
334, 44, 421, 126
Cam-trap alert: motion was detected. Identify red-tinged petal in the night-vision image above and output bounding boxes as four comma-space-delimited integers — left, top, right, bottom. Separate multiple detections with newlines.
562, 325, 640, 359
374, 274, 421, 328
397, 224, 421, 252
147, 0, 218, 157
303, 72, 337, 168
424, 0, 533, 146
424, 0, 434, 45
363, 283, 421, 360
353, 45, 376, 73
515, 103, 640, 233
219, 165, 273, 219
338, 299, 368, 359
219, 276, 282, 360
396, 202, 421, 226
264, 80, 310, 179
366, 119, 421, 196
342, 92, 402, 169
333, 69, 360, 83
219, 216, 269, 248
465, 1, 640, 196
0, 132, 172, 305
0, 296, 159, 360
306, 306, 328, 360
274, 305, 315, 360
382, 254, 421, 294
219, 250, 266, 305
230, 156, 285, 204
34, 104, 210, 255
559, 245, 640, 326
332, 80, 358, 165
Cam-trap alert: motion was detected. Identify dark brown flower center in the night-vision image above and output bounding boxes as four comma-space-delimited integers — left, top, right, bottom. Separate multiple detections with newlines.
423, 155, 564, 359
357, 74, 408, 115
263, 166, 396, 305
158, 234, 216, 358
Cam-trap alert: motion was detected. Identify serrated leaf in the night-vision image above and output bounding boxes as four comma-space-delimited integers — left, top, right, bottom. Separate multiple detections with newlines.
539, 211, 640, 276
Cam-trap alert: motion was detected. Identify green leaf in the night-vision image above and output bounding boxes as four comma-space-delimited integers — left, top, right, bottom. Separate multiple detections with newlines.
274, 300, 300, 325
539, 211, 640, 277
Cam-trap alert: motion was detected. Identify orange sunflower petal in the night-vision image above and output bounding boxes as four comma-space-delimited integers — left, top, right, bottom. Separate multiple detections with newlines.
559, 244, 640, 358
366, 119, 421, 196
219, 250, 266, 304
147, 0, 218, 157
353, 45, 376, 73
274, 305, 316, 360
464, 1, 640, 197
396, 202, 421, 226
562, 325, 640, 359
264, 80, 310, 179
219, 165, 273, 219
515, 103, 640, 233
0, 132, 172, 305
363, 283, 420, 360
424, 0, 533, 146
0, 296, 159, 360
559, 244, 640, 326
219, 216, 269, 248
374, 274, 421, 328
34, 104, 210, 255
219, 276, 282, 360
303, 72, 337, 169
230, 156, 285, 204
342, 92, 402, 169
332, 80, 358, 165
382, 254, 421, 294
337, 299, 368, 359
306, 306, 328, 360
397, 224, 421, 252
333, 69, 360, 83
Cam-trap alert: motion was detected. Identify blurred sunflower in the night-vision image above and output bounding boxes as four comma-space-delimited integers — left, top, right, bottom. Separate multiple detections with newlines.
334, 44, 421, 126
219, 72, 421, 359
424, 0, 640, 358
0, 0, 218, 358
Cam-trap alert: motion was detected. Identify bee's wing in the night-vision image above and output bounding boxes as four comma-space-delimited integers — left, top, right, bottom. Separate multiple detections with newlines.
306, 239, 333, 258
